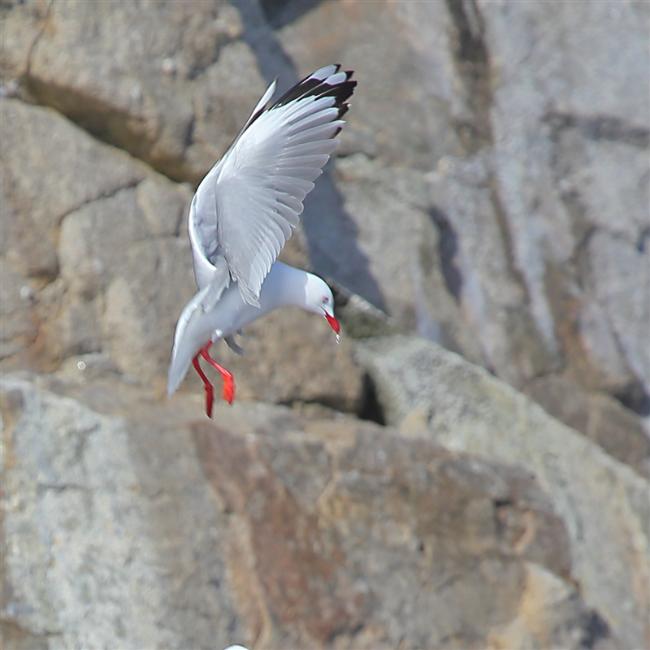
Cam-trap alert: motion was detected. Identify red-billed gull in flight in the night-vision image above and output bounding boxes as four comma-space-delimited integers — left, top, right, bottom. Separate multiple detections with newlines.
167, 65, 355, 416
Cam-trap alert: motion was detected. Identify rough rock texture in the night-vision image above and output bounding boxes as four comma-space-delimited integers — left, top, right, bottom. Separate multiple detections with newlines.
524, 374, 650, 480
2, 0, 648, 448
0, 376, 243, 650
271, 0, 474, 337
0, 98, 195, 382
0, 98, 360, 408
215, 309, 363, 412
1, 0, 649, 648
355, 335, 650, 650
271, 0, 650, 434
1, 0, 259, 183
1, 375, 615, 649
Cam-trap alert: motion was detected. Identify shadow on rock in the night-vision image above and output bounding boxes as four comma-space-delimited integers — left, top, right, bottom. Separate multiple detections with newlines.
233, 0, 387, 311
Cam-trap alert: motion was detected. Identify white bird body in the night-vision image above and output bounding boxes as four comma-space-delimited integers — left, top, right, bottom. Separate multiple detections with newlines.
167, 65, 354, 414
167, 261, 332, 396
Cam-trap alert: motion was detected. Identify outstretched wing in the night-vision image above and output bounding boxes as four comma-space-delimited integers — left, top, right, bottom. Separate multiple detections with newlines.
191, 64, 356, 306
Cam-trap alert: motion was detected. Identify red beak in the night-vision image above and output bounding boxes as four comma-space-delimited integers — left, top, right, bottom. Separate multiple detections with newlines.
324, 312, 340, 334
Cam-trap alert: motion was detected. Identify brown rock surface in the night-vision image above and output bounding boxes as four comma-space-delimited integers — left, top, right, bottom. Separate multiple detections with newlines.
2, 0, 648, 449
271, 0, 650, 432
214, 308, 363, 412
0, 98, 360, 408
2, 0, 259, 182
524, 374, 650, 480
356, 335, 650, 649
1, 375, 614, 649
1, 1, 649, 648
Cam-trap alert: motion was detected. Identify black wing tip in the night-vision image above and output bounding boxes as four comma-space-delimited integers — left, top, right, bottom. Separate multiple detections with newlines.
314, 79, 355, 107
273, 65, 356, 109
275, 77, 322, 107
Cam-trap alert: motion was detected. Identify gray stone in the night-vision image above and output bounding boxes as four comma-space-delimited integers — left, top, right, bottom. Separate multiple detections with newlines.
0, 99, 146, 278
476, 0, 650, 399
0, 376, 243, 650
584, 231, 650, 394
524, 374, 650, 480
1, 71, 362, 409
2, 0, 264, 182
4, 0, 647, 452
0, 100, 197, 382
207, 307, 364, 413
101, 236, 196, 387
1, 375, 614, 650
277, 0, 462, 170
1, 3, 649, 645
0, 263, 37, 363
355, 335, 650, 650
0, 0, 47, 83
271, 0, 650, 427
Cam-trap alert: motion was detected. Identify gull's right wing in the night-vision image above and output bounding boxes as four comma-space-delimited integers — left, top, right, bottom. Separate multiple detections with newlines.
190, 64, 356, 307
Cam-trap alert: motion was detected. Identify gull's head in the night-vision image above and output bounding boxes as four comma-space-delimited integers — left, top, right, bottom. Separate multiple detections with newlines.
304, 274, 340, 337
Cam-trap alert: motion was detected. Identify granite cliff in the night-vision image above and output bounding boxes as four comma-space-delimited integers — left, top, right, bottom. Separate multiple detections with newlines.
1, 1, 648, 648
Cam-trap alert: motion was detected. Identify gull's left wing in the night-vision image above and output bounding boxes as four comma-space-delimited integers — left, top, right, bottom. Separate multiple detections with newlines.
191, 64, 356, 306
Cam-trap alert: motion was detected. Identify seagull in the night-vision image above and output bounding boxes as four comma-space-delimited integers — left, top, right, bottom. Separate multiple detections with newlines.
167, 64, 356, 417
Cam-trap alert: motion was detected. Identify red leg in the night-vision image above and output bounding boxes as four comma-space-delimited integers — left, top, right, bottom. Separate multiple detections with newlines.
192, 354, 214, 418
200, 343, 235, 405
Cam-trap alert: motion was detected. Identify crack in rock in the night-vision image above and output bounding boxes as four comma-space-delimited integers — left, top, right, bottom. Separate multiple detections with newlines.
428, 206, 463, 303
56, 179, 144, 227
544, 111, 650, 149
23, 0, 53, 79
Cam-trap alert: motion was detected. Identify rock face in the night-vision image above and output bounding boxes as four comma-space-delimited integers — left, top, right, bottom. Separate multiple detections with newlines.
0, 377, 244, 650
1, 0, 649, 648
356, 335, 650, 650
270, 0, 650, 434
1, 0, 259, 183
2, 0, 648, 440
0, 97, 360, 409
269, 1, 650, 393
1, 375, 616, 650
0, 98, 195, 383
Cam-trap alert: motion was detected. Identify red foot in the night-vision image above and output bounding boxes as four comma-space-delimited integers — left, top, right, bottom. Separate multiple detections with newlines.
192, 355, 214, 418
221, 372, 235, 404
200, 343, 235, 405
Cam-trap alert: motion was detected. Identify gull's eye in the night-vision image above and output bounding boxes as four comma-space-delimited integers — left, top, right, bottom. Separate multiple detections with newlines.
321, 296, 329, 305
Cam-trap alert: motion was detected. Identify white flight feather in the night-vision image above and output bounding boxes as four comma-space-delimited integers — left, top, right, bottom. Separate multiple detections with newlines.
167, 65, 354, 396
189, 67, 351, 307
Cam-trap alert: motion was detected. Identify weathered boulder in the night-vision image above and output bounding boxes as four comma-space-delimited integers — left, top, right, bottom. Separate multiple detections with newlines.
355, 335, 650, 650
476, 0, 650, 400
524, 374, 650, 480
0, 98, 148, 280
269, 0, 650, 466
1, 2, 648, 646
213, 308, 364, 412
2, 0, 647, 448
1, 0, 262, 183
0, 99, 362, 409
0, 265, 37, 365
0, 99, 196, 383
0, 376, 243, 650
274, 0, 473, 332
1, 374, 613, 649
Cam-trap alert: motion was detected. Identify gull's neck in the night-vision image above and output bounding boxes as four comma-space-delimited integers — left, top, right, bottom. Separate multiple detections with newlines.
264, 262, 310, 309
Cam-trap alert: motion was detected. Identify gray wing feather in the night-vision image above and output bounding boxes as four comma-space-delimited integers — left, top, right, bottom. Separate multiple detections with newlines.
188, 195, 230, 310
190, 65, 355, 307
187, 79, 279, 302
